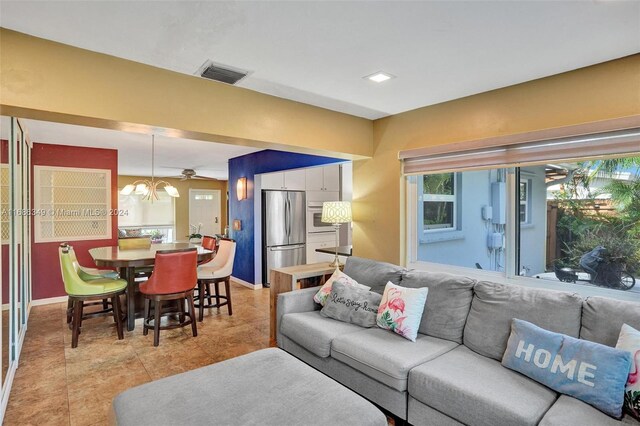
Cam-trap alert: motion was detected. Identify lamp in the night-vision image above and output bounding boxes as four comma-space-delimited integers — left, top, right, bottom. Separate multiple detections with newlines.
321, 201, 352, 267
236, 177, 247, 201
120, 135, 180, 201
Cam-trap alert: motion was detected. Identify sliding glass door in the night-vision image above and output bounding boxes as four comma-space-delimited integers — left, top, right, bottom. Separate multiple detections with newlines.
0, 116, 32, 419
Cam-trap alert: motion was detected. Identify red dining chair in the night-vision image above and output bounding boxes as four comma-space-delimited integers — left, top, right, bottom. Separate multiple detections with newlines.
139, 248, 198, 346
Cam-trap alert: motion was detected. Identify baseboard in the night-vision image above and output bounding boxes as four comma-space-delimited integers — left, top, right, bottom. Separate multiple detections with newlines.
31, 295, 68, 306
231, 276, 262, 290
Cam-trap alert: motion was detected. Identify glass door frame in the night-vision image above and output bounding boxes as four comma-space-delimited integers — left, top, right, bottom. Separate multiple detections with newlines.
0, 117, 32, 421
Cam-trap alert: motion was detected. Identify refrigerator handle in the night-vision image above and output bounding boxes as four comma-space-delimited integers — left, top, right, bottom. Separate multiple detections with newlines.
286, 196, 291, 239
270, 244, 305, 251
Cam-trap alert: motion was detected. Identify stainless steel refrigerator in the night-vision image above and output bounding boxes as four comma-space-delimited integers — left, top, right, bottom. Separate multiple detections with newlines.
262, 190, 306, 285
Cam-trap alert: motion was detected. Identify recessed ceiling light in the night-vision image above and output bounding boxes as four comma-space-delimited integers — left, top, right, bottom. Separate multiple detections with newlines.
364, 72, 395, 83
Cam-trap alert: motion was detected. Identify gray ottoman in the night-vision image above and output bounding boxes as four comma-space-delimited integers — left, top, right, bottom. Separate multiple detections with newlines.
111, 348, 387, 426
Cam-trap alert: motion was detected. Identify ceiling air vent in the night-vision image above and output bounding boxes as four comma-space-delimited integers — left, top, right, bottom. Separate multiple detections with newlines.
198, 61, 249, 85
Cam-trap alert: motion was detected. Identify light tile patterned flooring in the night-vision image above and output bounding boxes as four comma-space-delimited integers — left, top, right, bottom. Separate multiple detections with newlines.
4, 283, 271, 426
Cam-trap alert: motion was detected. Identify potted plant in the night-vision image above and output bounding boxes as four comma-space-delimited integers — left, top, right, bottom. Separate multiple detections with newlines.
188, 223, 202, 244
150, 230, 165, 244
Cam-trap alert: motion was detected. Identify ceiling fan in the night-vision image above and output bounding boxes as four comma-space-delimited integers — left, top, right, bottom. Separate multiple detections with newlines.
166, 168, 219, 181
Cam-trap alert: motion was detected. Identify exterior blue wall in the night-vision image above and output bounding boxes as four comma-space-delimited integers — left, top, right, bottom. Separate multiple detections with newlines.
228, 149, 342, 284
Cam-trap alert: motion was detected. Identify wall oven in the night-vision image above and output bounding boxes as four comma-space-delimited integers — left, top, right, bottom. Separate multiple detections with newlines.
307, 201, 337, 234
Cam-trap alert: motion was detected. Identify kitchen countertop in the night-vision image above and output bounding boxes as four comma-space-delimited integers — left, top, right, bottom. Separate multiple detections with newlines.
315, 245, 353, 257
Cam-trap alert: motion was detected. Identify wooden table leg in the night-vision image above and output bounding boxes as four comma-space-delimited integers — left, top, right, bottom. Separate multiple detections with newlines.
122, 267, 136, 331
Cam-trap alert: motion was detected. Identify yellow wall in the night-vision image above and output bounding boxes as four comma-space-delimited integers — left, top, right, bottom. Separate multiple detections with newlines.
0, 28, 372, 160
3, 28, 639, 267
117, 175, 228, 240
354, 54, 640, 265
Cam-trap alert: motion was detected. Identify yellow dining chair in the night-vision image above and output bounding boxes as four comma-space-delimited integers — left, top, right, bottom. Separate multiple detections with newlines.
118, 236, 152, 250
118, 236, 154, 279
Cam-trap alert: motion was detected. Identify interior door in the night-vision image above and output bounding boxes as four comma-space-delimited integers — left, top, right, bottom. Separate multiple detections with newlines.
189, 189, 221, 236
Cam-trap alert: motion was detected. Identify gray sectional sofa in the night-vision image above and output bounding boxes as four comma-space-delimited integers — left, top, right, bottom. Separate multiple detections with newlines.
276, 256, 640, 425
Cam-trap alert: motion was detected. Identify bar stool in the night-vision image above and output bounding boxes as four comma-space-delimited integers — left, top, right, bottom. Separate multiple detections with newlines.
59, 245, 127, 348
61, 243, 120, 324
196, 239, 236, 321
139, 248, 198, 346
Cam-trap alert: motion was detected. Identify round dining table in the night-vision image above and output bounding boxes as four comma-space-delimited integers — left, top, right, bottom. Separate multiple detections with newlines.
89, 243, 214, 331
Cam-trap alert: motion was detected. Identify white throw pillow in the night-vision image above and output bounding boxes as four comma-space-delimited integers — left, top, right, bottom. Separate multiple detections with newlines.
376, 282, 428, 342
616, 323, 640, 420
313, 268, 370, 306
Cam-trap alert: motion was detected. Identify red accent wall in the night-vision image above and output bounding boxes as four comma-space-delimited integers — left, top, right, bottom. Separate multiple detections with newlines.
30, 143, 118, 300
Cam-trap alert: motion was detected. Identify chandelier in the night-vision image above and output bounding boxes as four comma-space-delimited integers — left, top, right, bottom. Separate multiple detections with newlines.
120, 135, 179, 201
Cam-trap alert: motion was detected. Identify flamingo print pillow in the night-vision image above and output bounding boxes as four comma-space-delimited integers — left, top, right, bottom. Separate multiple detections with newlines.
616, 323, 640, 420
376, 282, 428, 342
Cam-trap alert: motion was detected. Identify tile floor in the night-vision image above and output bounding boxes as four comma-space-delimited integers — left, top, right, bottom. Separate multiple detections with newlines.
3, 283, 271, 426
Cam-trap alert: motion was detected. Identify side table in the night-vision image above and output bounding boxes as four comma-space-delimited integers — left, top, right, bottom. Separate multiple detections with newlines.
269, 262, 338, 345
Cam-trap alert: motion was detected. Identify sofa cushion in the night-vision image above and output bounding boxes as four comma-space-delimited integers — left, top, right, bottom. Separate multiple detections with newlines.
280, 311, 367, 358
376, 282, 429, 342
581, 296, 640, 347
320, 282, 381, 328
463, 281, 583, 360
343, 256, 404, 294
331, 328, 457, 392
539, 395, 640, 426
401, 270, 475, 344
409, 345, 557, 426
502, 319, 631, 418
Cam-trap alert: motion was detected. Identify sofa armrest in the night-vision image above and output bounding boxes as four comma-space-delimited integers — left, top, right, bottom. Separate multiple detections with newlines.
276, 287, 320, 347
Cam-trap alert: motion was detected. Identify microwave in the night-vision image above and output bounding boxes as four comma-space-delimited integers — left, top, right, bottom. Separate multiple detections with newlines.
307, 201, 337, 234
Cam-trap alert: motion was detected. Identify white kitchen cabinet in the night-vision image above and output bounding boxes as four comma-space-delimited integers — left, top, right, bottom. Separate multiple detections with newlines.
323, 165, 341, 191
284, 169, 306, 190
306, 240, 334, 264
305, 167, 324, 191
305, 164, 341, 192
261, 170, 306, 190
261, 172, 284, 190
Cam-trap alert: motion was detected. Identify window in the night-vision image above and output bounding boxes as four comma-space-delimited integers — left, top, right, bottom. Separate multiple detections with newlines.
422, 173, 456, 231
403, 125, 640, 298
519, 179, 531, 224
118, 189, 175, 242
414, 169, 506, 270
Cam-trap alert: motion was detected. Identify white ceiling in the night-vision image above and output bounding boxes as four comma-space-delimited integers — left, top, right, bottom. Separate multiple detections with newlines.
0, 118, 259, 180
1, 1, 638, 120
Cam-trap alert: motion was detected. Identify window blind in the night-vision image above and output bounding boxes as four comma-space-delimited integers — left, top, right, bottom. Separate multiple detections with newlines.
399, 117, 640, 175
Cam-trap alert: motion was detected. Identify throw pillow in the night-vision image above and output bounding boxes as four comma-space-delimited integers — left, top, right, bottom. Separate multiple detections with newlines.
376, 282, 428, 342
320, 281, 382, 328
502, 318, 632, 418
616, 323, 640, 420
313, 268, 369, 306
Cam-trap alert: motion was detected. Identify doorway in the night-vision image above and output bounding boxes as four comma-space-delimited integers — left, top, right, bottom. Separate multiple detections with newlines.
189, 189, 221, 236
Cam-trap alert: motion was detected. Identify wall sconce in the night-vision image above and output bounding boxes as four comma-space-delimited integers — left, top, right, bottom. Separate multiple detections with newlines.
236, 177, 247, 201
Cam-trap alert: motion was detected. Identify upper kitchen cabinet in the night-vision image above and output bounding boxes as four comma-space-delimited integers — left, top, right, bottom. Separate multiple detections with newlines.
305, 164, 340, 191
261, 169, 306, 190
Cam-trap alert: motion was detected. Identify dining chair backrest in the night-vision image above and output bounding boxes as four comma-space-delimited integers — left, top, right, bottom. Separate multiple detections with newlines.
201, 235, 217, 251
118, 236, 151, 250
148, 248, 198, 294
207, 239, 236, 278
58, 245, 103, 296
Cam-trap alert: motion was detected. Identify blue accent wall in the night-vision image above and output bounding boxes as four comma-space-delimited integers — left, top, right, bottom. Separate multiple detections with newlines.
228, 149, 342, 284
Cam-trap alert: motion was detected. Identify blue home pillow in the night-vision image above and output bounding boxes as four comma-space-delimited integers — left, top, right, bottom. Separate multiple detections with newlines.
502, 318, 632, 418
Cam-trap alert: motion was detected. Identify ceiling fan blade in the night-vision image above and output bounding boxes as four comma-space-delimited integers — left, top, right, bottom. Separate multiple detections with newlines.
193, 175, 218, 180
